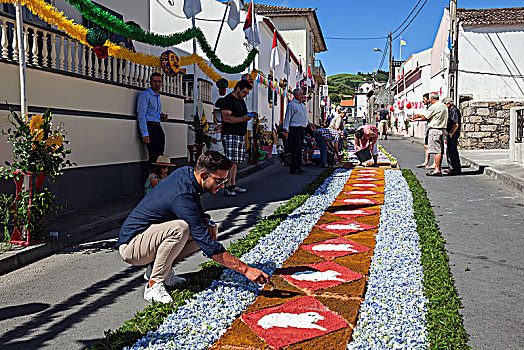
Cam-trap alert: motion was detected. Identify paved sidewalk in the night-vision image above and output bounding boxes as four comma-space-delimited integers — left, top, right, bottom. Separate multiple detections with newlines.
0, 158, 279, 276
402, 135, 524, 193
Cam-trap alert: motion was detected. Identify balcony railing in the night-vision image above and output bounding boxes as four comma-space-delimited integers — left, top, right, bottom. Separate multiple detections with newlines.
312, 59, 326, 83
199, 79, 212, 103
0, 13, 182, 96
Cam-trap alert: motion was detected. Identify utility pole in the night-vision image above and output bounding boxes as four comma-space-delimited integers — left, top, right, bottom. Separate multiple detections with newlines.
388, 31, 393, 105
448, 0, 459, 102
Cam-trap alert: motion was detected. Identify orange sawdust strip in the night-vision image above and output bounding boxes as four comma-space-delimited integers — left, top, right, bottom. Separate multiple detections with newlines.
212, 171, 386, 349
285, 328, 355, 350
280, 247, 326, 268
210, 318, 271, 350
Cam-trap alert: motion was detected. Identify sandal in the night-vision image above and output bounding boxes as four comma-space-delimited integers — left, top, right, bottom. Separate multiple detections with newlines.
426, 171, 442, 177
416, 164, 427, 168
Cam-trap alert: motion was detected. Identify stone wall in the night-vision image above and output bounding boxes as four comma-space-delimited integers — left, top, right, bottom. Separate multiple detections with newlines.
459, 100, 524, 149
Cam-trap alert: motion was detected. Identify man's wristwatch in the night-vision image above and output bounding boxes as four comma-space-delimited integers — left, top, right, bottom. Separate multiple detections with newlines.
207, 220, 216, 227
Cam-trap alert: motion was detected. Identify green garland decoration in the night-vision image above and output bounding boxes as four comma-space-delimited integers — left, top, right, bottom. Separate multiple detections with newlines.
65, 0, 257, 74
86, 28, 107, 47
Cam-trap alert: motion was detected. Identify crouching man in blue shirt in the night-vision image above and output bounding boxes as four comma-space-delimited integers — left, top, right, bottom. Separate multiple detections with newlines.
117, 151, 270, 303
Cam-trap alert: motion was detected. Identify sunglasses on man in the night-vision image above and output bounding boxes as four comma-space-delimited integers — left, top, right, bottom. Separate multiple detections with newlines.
205, 171, 229, 187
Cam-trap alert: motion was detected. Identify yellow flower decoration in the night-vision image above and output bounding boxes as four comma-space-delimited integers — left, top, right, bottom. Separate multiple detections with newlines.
28, 114, 44, 133
32, 129, 44, 142
45, 133, 63, 148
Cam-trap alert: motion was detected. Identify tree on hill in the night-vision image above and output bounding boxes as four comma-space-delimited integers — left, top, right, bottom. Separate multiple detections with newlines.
328, 70, 388, 105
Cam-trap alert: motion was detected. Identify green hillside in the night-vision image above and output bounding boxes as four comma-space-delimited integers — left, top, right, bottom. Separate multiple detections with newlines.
328, 70, 388, 104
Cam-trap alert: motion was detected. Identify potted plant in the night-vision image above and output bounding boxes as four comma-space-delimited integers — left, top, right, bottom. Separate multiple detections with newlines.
0, 108, 73, 245
274, 123, 284, 147
404, 119, 411, 135
247, 115, 266, 164
260, 129, 276, 159
188, 113, 213, 166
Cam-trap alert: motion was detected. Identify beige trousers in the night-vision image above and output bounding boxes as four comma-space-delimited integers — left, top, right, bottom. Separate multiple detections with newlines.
119, 220, 190, 283
378, 120, 388, 139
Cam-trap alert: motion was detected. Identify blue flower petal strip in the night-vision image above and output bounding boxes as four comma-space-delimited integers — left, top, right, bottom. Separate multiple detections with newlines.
347, 170, 428, 349
127, 169, 353, 350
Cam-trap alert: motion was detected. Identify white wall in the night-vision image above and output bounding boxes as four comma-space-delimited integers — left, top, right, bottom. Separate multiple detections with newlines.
0, 63, 187, 168
458, 24, 524, 99
355, 93, 368, 120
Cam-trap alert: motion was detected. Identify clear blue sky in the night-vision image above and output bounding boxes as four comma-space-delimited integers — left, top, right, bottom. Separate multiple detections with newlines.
259, 0, 524, 76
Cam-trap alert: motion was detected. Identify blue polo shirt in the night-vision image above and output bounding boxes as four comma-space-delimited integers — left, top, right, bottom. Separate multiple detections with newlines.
137, 88, 162, 138
117, 166, 226, 258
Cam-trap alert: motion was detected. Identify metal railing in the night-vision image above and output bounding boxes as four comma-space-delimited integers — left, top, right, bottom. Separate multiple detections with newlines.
517, 108, 524, 143
314, 59, 326, 78
0, 13, 183, 96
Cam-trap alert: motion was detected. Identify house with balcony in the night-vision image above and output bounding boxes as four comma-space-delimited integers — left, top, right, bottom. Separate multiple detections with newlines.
253, 4, 328, 125
0, 0, 299, 212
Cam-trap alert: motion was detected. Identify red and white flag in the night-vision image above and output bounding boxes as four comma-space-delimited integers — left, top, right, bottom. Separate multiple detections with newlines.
243, 1, 260, 47
270, 30, 280, 69
307, 64, 312, 85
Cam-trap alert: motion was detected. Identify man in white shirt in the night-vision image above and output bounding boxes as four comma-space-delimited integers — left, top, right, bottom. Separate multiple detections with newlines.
329, 109, 345, 131
411, 92, 448, 176
283, 88, 309, 174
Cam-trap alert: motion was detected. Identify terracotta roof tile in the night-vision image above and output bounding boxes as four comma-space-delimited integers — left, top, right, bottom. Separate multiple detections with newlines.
458, 7, 524, 26
341, 100, 354, 107
250, 4, 314, 14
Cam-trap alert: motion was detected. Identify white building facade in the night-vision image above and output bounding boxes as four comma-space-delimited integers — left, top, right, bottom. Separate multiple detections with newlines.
0, 0, 306, 211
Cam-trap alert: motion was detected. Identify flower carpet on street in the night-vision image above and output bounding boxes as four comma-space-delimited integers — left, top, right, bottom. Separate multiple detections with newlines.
126, 169, 353, 350
125, 163, 431, 350
211, 168, 399, 350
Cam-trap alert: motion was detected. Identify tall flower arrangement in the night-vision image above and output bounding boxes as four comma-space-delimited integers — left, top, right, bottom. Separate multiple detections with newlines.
1, 108, 72, 180
0, 108, 73, 243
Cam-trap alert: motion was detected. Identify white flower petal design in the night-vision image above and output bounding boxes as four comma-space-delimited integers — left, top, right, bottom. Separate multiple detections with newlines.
312, 244, 358, 252
326, 224, 361, 230
258, 312, 327, 331
335, 210, 366, 215
290, 270, 345, 282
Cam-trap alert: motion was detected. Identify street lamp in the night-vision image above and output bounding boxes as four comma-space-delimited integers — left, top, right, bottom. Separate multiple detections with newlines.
373, 48, 383, 52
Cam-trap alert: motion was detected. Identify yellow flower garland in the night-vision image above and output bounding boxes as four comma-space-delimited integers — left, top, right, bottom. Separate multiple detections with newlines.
1, 0, 259, 88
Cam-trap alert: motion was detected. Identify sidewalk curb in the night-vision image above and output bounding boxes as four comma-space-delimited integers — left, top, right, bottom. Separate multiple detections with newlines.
399, 135, 524, 193
0, 158, 279, 275
458, 156, 524, 193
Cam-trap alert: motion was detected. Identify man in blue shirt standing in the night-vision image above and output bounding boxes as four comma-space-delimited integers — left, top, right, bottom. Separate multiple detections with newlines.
117, 151, 270, 303
137, 72, 168, 167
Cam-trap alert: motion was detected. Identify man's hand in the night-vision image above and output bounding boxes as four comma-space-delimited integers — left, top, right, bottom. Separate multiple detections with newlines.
244, 114, 253, 122
142, 136, 150, 144
245, 266, 270, 284
160, 113, 168, 122
212, 252, 270, 285
207, 224, 218, 241
283, 131, 289, 140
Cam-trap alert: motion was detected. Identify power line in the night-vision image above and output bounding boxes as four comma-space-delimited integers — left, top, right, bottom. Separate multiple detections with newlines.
323, 0, 424, 41
378, 39, 389, 71
324, 36, 388, 41
392, 0, 429, 40
391, 0, 424, 34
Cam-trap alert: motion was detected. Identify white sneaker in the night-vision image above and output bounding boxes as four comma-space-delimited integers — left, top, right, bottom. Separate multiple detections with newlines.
144, 265, 187, 286
144, 282, 173, 304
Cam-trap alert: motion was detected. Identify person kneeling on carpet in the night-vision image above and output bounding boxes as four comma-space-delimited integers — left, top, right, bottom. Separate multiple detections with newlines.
117, 150, 270, 303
